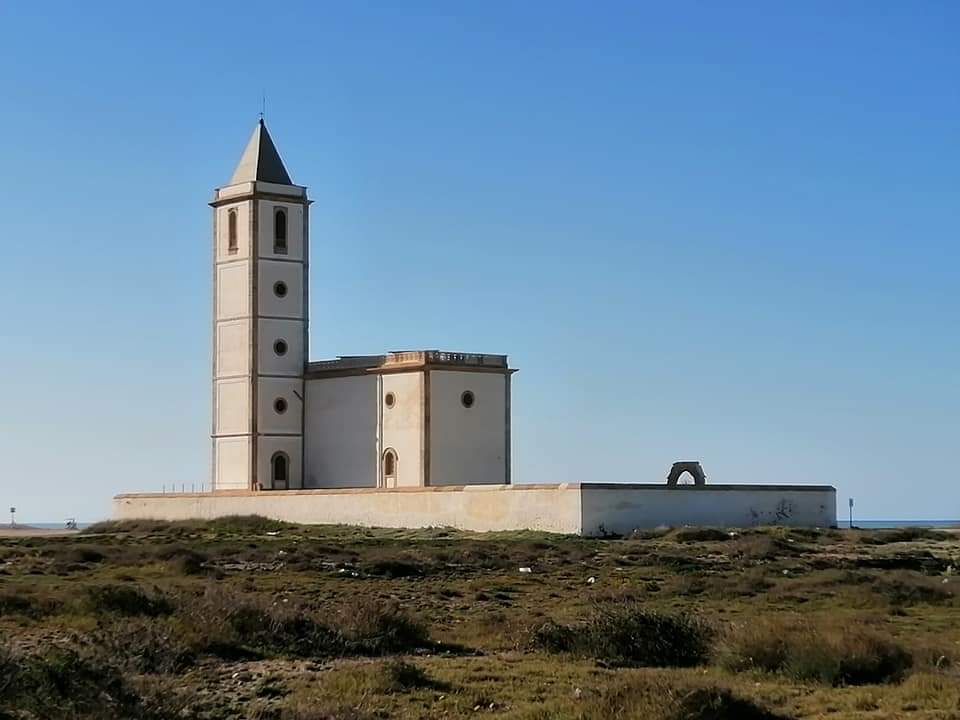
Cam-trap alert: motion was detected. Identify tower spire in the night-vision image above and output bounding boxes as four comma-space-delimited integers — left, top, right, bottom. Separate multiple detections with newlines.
228, 118, 292, 185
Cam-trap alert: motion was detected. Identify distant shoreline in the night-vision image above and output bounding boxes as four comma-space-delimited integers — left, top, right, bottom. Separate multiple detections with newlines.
0, 526, 81, 538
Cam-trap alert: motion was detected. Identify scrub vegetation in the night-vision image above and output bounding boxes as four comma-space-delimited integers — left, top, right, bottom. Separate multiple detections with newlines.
0, 517, 957, 719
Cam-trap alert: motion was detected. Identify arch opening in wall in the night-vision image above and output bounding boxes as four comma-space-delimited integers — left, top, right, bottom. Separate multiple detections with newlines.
227, 209, 238, 253
666, 461, 706, 487
274, 208, 288, 254
271, 452, 290, 490
381, 448, 398, 488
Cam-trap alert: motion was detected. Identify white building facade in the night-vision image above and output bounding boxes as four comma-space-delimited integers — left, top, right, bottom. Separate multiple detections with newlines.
114, 119, 837, 534
211, 121, 514, 492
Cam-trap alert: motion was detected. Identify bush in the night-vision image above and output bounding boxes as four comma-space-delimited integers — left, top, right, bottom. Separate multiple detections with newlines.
380, 659, 444, 692
715, 617, 913, 685
84, 584, 174, 617
178, 587, 342, 660
0, 642, 142, 719
857, 528, 952, 545
670, 527, 732, 543
153, 545, 209, 575
530, 604, 712, 667
92, 617, 196, 674
565, 677, 788, 720
363, 557, 430, 578
0, 590, 60, 619
62, 545, 107, 564
337, 598, 430, 654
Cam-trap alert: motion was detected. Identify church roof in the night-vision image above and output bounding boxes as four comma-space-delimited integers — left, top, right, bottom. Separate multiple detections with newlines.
228, 119, 293, 185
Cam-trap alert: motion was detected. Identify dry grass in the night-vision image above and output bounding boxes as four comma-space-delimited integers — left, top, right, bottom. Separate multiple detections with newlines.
714, 616, 914, 685
1, 518, 958, 719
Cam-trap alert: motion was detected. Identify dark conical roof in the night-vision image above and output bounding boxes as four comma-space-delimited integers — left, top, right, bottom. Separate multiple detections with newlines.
229, 119, 293, 185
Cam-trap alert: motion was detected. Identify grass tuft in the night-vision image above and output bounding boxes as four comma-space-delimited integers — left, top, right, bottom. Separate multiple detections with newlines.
715, 617, 913, 685
530, 603, 712, 667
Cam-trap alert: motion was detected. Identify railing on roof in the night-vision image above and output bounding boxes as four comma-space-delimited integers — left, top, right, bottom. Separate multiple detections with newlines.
385, 351, 507, 367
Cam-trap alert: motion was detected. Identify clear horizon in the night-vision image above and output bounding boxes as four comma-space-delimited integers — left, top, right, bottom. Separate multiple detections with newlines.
1, 2, 957, 522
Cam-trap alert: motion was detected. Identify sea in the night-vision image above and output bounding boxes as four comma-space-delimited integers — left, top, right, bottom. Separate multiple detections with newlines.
15, 519, 960, 530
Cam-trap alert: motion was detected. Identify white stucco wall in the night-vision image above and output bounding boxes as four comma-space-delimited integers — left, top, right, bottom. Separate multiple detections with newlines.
258, 260, 304, 318
215, 202, 250, 262
257, 436, 303, 490
430, 371, 507, 486
381, 372, 424, 488
214, 378, 249, 435
579, 485, 837, 535
115, 484, 583, 534
257, 377, 303, 435
257, 201, 304, 260
113, 483, 837, 535
215, 320, 249, 377
213, 437, 249, 490
258, 319, 304, 376
304, 375, 377, 488
216, 262, 250, 320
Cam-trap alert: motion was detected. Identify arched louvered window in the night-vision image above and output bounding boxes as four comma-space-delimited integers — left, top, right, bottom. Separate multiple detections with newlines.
271, 452, 289, 489
274, 208, 287, 254
227, 209, 238, 253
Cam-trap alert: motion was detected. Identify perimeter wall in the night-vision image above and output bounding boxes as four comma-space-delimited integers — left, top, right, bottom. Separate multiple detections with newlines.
113, 483, 836, 535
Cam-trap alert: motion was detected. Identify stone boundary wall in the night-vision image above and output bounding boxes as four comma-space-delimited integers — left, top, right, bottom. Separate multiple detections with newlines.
113, 483, 837, 536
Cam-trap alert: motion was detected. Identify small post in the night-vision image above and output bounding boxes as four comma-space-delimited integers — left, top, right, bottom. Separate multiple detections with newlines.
848, 497, 854, 529
9, 507, 15, 529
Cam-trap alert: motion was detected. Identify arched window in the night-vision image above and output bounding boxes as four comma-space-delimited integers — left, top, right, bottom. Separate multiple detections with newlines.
271, 452, 289, 489
382, 449, 397, 483
273, 208, 287, 254
227, 209, 238, 253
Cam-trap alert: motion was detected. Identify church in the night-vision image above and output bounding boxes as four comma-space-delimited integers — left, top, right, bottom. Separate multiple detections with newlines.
114, 119, 837, 534
211, 119, 513, 493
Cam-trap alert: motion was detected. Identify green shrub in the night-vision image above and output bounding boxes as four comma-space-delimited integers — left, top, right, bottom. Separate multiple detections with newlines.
178, 587, 342, 660
337, 598, 430, 655
0, 590, 60, 619
858, 528, 952, 545
84, 584, 174, 617
381, 659, 444, 692
153, 545, 209, 575
561, 677, 788, 720
92, 617, 196, 674
530, 604, 712, 667
715, 617, 913, 685
670, 527, 732, 543
0, 642, 142, 718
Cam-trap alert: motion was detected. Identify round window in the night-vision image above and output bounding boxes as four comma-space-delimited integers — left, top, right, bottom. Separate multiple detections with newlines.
461, 390, 475, 408
385, 392, 396, 409
274, 397, 288, 414
274, 339, 288, 356
273, 281, 288, 298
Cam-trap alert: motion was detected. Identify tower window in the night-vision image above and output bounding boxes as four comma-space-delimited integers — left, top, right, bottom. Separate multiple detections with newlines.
383, 449, 397, 478
273, 339, 288, 356
384, 392, 396, 409
227, 209, 238, 254
271, 452, 289, 488
461, 390, 475, 408
274, 208, 288, 254
273, 281, 288, 298
274, 397, 288, 414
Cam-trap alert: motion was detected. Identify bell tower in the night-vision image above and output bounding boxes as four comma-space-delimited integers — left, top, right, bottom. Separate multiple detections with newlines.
210, 119, 309, 491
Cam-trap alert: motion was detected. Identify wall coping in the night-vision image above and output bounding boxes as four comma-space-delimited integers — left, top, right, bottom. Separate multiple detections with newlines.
115, 482, 836, 500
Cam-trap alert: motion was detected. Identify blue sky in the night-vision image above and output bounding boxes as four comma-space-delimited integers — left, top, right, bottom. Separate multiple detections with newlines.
0, 2, 957, 522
